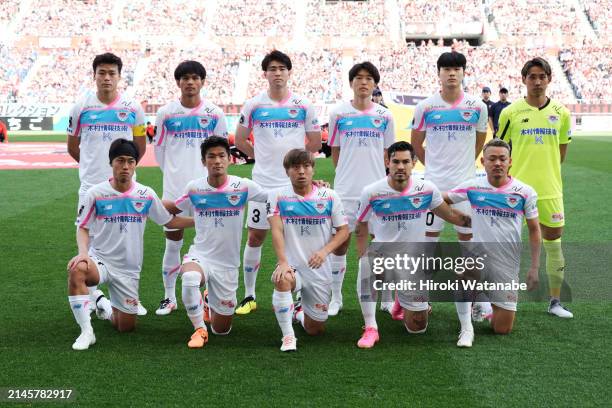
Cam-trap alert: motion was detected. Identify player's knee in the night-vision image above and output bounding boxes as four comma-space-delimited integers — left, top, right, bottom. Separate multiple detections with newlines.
181, 270, 202, 288
492, 322, 513, 335
305, 324, 325, 336
247, 229, 266, 247
405, 312, 428, 333
68, 264, 87, 286
211, 321, 232, 336
274, 275, 293, 292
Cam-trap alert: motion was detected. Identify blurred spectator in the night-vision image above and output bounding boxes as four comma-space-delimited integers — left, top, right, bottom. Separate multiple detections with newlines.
489, 87, 511, 137
0, 119, 7, 143
306, 0, 386, 37
146, 121, 155, 144
212, 0, 295, 37
481, 86, 493, 111
582, 0, 612, 36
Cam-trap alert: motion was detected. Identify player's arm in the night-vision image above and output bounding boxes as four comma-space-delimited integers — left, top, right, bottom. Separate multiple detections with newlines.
526, 217, 541, 291
133, 107, 147, 161
162, 199, 182, 215
431, 202, 471, 229
66, 104, 81, 162
67, 135, 80, 162
234, 124, 254, 158
164, 215, 194, 230
331, 146, 340, 168
475, 131, 487, 159
355, 221, 370, 259
269, 214, 294, 282
67, 227, 91, 272
411, 129, 426, 165
305, 130, 322, 153
559, 144, 568, 163
559, 111, 571, 163
134, 133, 146, 161
153, 111, 165, 169
309, 224, 349, 269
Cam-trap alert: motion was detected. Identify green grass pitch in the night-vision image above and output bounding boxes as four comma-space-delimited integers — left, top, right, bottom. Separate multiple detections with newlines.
1, 136, 611, 407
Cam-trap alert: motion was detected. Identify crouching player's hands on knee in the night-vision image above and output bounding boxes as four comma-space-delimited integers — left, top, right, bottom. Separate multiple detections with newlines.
273, 263, 295, 284
67, 254, 90, 273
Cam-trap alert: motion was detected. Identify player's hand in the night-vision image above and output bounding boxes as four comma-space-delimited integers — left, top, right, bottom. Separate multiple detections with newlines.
272, 263, 294, 284
526, 266, 539, 291
313, 179, 330, 188
67, 254, 90, 273
461, 215, 472, 228
308, 249, 328, 269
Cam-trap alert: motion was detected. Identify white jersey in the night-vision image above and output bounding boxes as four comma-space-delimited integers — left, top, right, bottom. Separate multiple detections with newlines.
239, 91, 320, 189
76, 180, 172, 278
412, 92, 488, 189
329, 101, 395, 200
267, 185, 347, 281
447, 176, 538, 243
154, 99, 228, 200
357, 177, 443, 242
175, 175, 267, 269
68, 91, 146, 191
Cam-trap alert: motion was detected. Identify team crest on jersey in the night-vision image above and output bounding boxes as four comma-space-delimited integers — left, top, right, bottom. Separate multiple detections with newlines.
117, 111, 129, 122
132, 200, 146, 212
548, 115, 559, 124
505, 196, 520, 208
314, 202, 327, 214
461, 111, 474, 121
199, 117, 209, 128
409, 196, 423, 208
371, 118, 383, 128
227, 194, 241, 206
288, 109, 299, 118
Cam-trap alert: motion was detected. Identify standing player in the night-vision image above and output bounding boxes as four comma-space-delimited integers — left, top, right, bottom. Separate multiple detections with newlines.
498, 57, 573, 318
445, 139, 541, 343
234, 50, 321, 315
489, 88, 510, 138
153, 61, 228, 316
355, 142, 471, 348
268, 149, 349, 351
67, 139, 193, 350
328, 62, 395, 316
163, 137, 267, 348
67, 53, 147, 316
411, 51, 488, 338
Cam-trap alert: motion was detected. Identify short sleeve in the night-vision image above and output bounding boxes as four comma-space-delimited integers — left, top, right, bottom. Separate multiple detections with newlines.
76, 188, 96, 228
383, 113, 395, 148
356, 188, 373, 223
214, 111, 229, 138
132, 105, 146, 137
147, 189, 173, 226
175, 182, 193, 213
266, 190, 280, 218
524, 188, 539, 219
498, 107, 512, 142
328, 108, 341, 147
559, 108, 572, 145
246, 179, 268, 203
429, 183, 443, 209
238, 99, 254, 129
330, 191, 347, 228
476, 101, 488, 133
411, 101, 426, 131
447, 180, 473, 204
304, 100, 321, 132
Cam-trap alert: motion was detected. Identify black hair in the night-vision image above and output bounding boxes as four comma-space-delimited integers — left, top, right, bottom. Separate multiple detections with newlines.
201, 136, 230, 158
482, 138, 511, 154
387, 141, 415, 160
109, 138, 139, 164
521, 57, 552, 79
348, 61, 380, 84
261, 50, 292, 71
174, 60, 207, 81
93, 53, 123, 75
436, 52, 466, 72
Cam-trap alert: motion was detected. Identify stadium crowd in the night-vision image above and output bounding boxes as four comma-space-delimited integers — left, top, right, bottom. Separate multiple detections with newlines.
306, 0, 387, 37
211, 0, 295, 37
581, 0, 611, 36
559, 44, 612, 103
0, 44, 37, 103
115, 0, 207, 36
398, 0, 482, 32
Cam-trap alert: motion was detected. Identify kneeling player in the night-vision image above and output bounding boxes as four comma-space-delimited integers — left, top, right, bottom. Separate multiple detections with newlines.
67, 139, 193, 350
445, 139, 540, 340
163, 137, 268, 348
268, 149, 349, 351
355, 141, 471, 348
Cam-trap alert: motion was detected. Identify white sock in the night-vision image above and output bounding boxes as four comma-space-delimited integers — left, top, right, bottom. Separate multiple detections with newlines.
69, 295, 93, 333
181, 271, 206, 330
330, 254, 346, 303
295, 309, 305, 328
455, 301, 473, 331
272, 289, 294, 337
476, 301, 493, 315
243, 245, 262, 299
357, 257, 377, 329
380, 289, 393, 304
162, 238, 183, 302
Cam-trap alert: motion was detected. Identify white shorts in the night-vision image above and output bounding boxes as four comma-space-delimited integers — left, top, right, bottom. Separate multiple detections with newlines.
425, 200, 472, 234
271, 267, 331, 322
182, 252, 238, 316
491, 301, 517, 312
91, 255, 139, 315
247, 201, 269, 230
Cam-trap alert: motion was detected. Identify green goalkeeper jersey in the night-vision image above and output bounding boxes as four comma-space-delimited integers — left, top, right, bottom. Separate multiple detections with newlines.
498, 97, 572, 199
